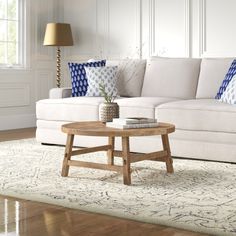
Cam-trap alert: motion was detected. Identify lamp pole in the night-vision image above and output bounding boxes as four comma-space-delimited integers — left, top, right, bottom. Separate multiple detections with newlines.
56, 47, 61, 88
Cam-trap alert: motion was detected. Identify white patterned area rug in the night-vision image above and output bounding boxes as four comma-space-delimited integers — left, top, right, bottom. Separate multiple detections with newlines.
0, 139, 236, 236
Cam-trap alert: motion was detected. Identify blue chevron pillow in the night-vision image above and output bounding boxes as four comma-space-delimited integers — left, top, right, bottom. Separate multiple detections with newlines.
68, 60, 106, 97
215, 59, 236, 99
220, 74, 236, 105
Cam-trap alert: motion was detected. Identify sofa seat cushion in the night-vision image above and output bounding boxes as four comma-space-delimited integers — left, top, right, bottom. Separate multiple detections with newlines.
36, 97, 108, 121
156, 99, 236, 133
116, 97, 180, 118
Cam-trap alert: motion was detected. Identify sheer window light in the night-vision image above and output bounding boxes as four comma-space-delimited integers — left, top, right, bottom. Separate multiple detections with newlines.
0, 0, 25, 68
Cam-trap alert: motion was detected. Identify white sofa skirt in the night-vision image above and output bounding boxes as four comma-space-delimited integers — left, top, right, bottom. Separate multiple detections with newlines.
36, 120, 236, 163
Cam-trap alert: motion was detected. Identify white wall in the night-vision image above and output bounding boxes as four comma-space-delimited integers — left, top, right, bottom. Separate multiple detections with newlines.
1, 0, 236, 130
60, 0, 236, 86
62, 0, 236, 62
0, 0, 63, 130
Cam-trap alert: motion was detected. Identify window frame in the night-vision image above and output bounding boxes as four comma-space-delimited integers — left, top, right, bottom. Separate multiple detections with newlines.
0, 0, 27, 69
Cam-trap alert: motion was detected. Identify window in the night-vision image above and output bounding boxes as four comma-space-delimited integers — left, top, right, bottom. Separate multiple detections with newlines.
0, 0, 25, 68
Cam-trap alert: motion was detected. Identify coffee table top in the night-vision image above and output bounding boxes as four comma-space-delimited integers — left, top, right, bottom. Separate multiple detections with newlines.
62, 121, 175, 137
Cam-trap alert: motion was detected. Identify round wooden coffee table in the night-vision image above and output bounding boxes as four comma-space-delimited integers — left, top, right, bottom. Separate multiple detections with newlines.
61, 121, 175, 185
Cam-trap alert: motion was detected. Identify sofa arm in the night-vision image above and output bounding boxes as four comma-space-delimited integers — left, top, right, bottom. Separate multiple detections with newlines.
49, 87, 72, 99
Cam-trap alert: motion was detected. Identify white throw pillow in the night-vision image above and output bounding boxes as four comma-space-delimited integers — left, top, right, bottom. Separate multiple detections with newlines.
220, 74, 236, 105
116, 59, 146, 97
85, 66, 118, 97
106, 59, 146, 97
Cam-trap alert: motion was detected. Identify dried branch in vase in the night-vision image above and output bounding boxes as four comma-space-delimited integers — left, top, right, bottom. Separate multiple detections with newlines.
99, 83, 116, 103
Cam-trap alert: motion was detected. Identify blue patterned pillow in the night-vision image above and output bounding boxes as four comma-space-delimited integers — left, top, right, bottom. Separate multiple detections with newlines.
220, 74, 236, 105
215, 59, 236, 99
68, 60, 106, 97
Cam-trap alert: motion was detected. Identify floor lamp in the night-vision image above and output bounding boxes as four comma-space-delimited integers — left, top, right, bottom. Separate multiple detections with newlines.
43, 23, 73, 88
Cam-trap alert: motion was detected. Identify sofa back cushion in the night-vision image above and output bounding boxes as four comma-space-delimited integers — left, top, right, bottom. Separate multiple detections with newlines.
196, 58, 234, 98
106, 59, 146, 97
141, 57, 201, 99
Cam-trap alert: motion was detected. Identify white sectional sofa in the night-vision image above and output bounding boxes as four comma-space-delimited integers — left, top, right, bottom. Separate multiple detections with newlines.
36, 57, 236, 163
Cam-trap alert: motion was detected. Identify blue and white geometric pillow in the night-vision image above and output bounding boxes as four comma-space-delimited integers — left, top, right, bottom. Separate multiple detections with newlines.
85, 66, 118, 97
215, 59, 236, 99
219, 74, 236, 105
68, 60, 106, 97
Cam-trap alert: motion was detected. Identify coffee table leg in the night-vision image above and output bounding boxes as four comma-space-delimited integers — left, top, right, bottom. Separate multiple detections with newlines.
161, 134, 174, 173
122, 136, 131, 185
107, 136, 115, 165
61, 134, 74, 177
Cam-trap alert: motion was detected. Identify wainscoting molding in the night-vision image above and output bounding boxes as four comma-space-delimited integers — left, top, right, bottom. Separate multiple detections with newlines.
0, 114, 36, 130
0, 83, 30, 108
184, 0, 191, 57
153, 0, 191, 57
148, 0, 156, 57
34, 0, 55, 61
0, 0, 58, 131
35, 71, 54, 100
63, 0, 192, 60
197, 0, 236, 57
199, 0, 206, 57
105, 0, 142, 59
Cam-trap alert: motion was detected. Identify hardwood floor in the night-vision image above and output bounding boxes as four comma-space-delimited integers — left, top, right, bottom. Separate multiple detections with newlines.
0, 128, 209, 236
0, 127, 36, 142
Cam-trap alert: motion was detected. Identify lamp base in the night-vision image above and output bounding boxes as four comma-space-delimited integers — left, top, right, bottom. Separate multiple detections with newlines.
56, 47, 61, 88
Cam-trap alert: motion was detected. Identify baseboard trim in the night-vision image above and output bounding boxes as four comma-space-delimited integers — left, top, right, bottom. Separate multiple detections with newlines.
0, 114, 36, 131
